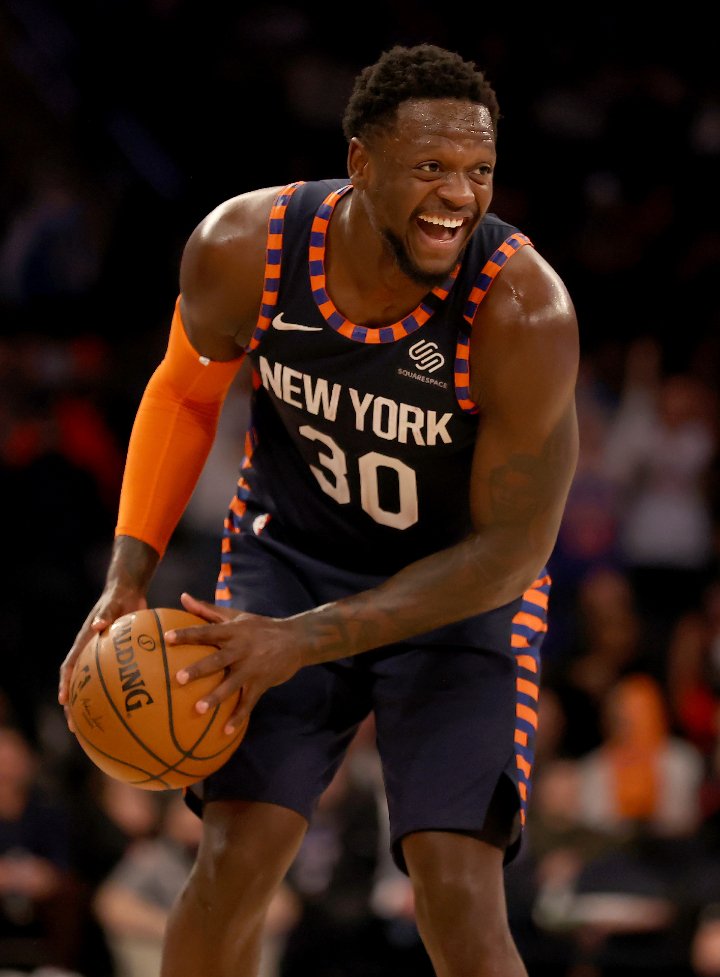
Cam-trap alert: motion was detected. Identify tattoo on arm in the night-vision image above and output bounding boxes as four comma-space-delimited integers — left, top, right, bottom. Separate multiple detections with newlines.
489, 415, 572, 527
295, 597, 390, 661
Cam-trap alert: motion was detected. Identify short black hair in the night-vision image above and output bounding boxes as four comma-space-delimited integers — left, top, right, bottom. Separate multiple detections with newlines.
342, 44, 500, 143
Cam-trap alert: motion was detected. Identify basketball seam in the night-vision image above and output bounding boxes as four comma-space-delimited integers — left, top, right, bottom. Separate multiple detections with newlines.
153, 608, 240, 762
72, 611, 244, 789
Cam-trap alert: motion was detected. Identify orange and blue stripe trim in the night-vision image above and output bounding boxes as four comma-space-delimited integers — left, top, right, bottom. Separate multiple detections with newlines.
463, 232, 533, 326
310, 186, 460, 344
247, 182, 304, 352
215, 426, 260, 605
455, 233, 534, 414
512, 571, 550, 826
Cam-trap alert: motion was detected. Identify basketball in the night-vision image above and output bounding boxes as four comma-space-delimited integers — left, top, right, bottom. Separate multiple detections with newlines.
68, 607, 245, 790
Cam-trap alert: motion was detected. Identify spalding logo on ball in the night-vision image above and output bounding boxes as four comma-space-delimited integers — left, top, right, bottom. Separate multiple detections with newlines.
69, 607, 246, 790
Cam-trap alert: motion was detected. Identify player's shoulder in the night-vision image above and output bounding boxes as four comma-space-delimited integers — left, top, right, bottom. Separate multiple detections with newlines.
180, 186, 286, 309
191, 185, 285, 251
485, 240, 577, 337
190, 178, 346, 248
470, 233, 578, 396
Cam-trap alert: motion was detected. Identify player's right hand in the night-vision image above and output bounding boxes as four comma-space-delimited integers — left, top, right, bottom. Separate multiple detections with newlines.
58, 591, 148, 730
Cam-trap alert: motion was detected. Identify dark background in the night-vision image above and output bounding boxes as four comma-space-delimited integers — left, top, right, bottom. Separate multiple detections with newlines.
1, 7, 720, 976
2, 4, 718, 357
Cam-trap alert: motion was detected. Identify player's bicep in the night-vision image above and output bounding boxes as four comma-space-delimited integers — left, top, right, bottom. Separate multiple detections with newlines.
468, 310, 579, 561
468, 248, 580, 556
179, 189, 278, 358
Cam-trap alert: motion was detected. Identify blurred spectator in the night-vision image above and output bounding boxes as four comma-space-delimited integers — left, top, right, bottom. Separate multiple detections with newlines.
528, 674, 705, 975
93, 789, 299, 977
667, 580, 720, 763
514, 759, 619, 975
544, 566, 649, 759
0, 726, 79, 973
554, 364, 622, 573
674, 792, 720, 977
693, 906, 720, 977
93, 793, 200, 977
65, 771, 164, 977
575, 673, 704, 838
666, 579, 720, 826
0, 163, 108, 309
604, 338, 718, 645
544, 360, 623, 666
0, 336, 123, 744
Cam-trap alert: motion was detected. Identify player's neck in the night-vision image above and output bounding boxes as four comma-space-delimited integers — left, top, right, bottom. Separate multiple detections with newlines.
326, 192, 429, 327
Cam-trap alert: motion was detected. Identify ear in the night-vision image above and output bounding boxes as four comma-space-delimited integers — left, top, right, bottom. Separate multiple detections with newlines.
347, 137, 370, 189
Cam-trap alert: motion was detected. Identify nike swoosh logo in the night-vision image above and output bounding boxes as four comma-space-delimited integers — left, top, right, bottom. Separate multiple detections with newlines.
272, 312, 323, 332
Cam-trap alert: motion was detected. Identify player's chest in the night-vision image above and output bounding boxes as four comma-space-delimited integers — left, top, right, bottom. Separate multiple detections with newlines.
249, 319, 477, 456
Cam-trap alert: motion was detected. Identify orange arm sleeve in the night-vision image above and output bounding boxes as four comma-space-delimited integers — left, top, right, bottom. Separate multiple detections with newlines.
115, 298, 245, 557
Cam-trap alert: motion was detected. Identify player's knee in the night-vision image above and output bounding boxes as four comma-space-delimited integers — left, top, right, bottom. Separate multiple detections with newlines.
412, 862, 505, 918
198, 830, 265, 895
195, 804, 303, 904
404, 830, 509, 925
188, 840, 280, 930
411, 864, 516, 971
413, 883, 515, 975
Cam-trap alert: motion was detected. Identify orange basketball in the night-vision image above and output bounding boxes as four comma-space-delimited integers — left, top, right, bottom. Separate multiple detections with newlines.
68, 607, 245, 790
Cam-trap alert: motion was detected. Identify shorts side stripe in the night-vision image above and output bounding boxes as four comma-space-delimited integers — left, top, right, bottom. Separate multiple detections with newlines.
512, 571, 549, 826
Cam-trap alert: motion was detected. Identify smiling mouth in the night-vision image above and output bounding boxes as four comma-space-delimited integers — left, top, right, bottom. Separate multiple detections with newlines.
416, 214, 466, 243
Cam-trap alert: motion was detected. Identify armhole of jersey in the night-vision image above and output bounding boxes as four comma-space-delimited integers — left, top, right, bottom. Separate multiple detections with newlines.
246, 181, 304, 353
455, 232, 534, 414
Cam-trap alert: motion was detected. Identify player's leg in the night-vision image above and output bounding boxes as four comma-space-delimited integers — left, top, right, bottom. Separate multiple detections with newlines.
163, 537, 374, 975
402, 780, 528, 977
168, 536, 374, 974
161, 799, 306, 977
371, 576, 548, 977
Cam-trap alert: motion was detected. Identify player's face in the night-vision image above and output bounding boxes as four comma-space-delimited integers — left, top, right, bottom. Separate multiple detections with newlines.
351, 98, 496, 287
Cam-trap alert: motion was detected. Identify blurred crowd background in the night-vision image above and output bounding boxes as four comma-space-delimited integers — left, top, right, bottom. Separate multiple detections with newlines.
0, 3, 719, 976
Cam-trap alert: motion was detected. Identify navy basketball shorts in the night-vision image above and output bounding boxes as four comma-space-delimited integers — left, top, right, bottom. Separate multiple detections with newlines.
186, 532, 548, 870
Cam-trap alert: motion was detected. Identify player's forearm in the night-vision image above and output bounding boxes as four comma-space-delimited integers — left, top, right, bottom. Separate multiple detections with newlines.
105, 535, 161, 596
115, 301, 243, 557
114, 384, 221, 556
288, 526, 548, 666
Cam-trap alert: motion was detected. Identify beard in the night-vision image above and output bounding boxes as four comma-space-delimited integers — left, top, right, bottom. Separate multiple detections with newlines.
381, 227, 458, 289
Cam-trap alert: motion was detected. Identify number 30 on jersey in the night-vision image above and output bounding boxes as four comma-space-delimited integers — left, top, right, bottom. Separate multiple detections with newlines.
299, 425, 418, 530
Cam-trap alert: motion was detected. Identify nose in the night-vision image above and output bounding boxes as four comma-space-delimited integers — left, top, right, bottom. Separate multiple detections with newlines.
436, 171, 475, 208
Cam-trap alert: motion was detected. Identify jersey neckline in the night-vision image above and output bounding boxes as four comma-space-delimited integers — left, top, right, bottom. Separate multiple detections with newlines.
308, 184, 461, 345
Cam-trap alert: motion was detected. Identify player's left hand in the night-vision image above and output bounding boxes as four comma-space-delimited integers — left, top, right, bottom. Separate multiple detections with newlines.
165, 592, 302, 734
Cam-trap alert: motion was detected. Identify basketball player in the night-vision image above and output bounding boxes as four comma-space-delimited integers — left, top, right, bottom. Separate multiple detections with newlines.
60, 44, 579, 977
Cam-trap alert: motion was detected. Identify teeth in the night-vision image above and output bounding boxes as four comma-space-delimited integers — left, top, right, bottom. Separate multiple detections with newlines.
419, 215, 464, 228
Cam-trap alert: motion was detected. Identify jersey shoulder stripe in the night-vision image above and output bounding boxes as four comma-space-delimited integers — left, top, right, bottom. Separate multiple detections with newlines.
247, 181, 304, 352
463, 232, 534, 324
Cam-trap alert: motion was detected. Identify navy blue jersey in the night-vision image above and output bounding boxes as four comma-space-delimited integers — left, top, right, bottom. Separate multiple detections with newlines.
203, 181, 549, 841
221, 179, 532, 577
